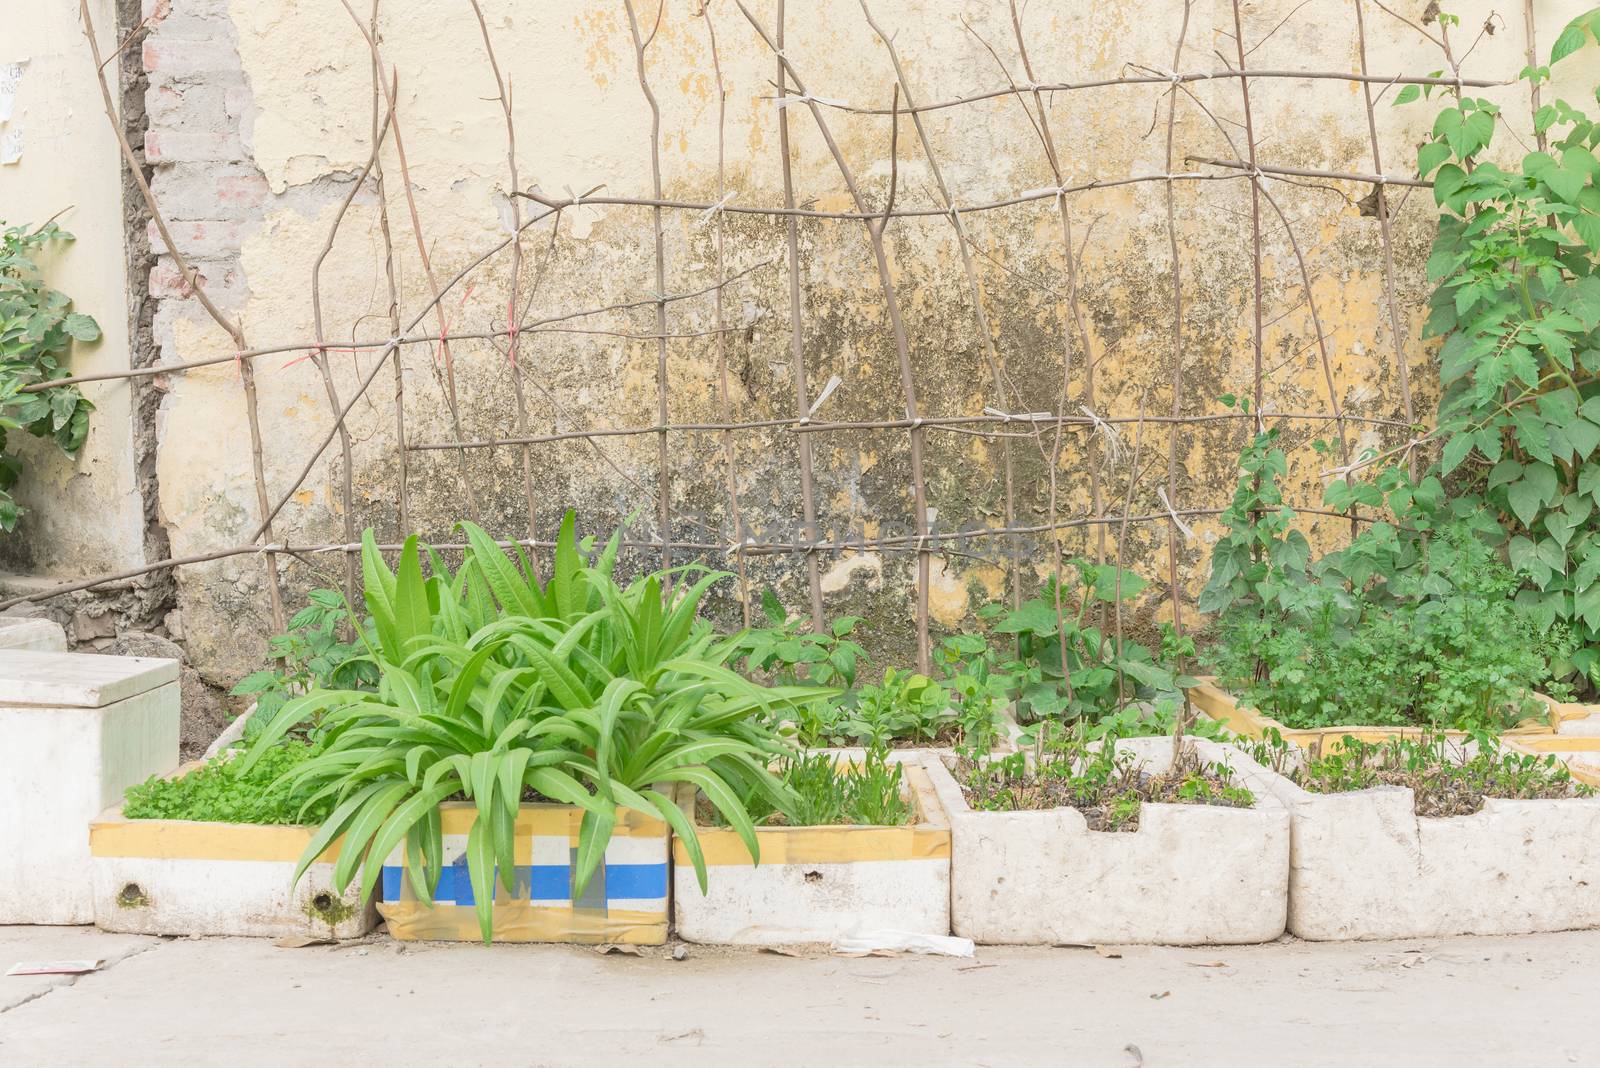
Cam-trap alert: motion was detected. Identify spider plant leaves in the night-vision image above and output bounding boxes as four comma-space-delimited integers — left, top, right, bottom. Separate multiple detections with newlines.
571, 807, 616, 901
458, 519, 544, 619
242, 510, 825, 943
357, 780, 458, 906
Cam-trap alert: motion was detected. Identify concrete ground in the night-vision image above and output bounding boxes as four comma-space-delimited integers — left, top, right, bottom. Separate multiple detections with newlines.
1, 925, 1596, 1066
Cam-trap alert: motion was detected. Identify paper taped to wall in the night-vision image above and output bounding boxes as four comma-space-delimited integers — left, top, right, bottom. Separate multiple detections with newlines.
0, 125, 22, 166
0, 61, 26, 123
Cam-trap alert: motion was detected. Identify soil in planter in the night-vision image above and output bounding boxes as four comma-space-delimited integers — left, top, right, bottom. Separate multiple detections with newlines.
1243, 732, 1592, 818
700, 748, 914, 829
953, 735, 1254, 832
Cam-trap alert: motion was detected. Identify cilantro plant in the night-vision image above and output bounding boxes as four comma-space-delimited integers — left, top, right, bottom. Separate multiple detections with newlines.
0, 220, 98, 532
123, 742, 332, 826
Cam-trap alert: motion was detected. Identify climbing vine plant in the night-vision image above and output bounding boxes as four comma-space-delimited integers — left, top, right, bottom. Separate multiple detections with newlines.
0, 221, 97, 532
1394, 9, 1600, 683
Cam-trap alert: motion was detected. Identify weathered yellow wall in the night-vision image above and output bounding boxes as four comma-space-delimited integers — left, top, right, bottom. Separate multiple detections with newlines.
0, 0, 144, 578
108, 0, 1600, 679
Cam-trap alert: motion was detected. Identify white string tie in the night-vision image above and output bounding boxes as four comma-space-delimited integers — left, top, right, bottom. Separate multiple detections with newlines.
1078, 404, 1126, 465
807, 374, 842, 419
1158, 488, 1195, 539
697, 189, 738, 226
774, 91, 850, 109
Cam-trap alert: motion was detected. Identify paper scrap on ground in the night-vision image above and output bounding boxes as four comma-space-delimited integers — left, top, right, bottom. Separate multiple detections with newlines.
0, 60, 26, 123
834, 930, 975, 958
0, 125, 22, 166
7, 960, 102, 977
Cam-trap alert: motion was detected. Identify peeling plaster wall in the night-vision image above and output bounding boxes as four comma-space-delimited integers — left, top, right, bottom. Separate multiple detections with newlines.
130, 0, 1591, 683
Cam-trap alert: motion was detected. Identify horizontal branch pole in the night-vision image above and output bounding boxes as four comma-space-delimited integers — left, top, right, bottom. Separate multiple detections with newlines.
23, 257, 777, 394
1190, 155, 1431, 187
0, 503, 1388, 612
831, 67, 1508, 115
403, 408, 1415, 451
518, 171, 1243, 222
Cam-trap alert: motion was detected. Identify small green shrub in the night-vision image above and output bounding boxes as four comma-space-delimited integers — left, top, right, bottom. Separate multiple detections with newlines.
717, 746, 913, 828
123, 742, 330, 825
231, 587, 377, 739
0, 220, 97, 532
1243, 729, 1590, 817
954, 726, 1253, 831
1203, 420, 1571, 731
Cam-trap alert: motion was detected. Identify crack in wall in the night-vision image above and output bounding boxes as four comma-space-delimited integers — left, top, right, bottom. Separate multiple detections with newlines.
116, 0, 175, 634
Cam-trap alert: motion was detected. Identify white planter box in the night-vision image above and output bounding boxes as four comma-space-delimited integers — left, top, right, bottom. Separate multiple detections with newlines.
1237, 750, 1600, 940
926, 737, 1290, 945
90, 799, 375, 939
0, 616, 67, 652
673, 762, 951, 945
0, 651, 179, 924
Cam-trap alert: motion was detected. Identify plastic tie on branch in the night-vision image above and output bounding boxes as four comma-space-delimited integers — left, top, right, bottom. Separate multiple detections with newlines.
1077, 404, 1126, 465
1158, 487, 1195, 539
982, 406, 1053, 425
773, 91, 851, 110
801, 374, 841, 424
1021, 183, 1072, 203
697, 189, 739, 226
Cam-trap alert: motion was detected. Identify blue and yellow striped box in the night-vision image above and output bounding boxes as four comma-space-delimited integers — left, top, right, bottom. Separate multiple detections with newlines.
378, 802, 671, 944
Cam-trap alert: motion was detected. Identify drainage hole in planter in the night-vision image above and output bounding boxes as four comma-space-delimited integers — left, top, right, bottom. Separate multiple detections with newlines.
117, 883, 148, 908
804, 870, 823, 883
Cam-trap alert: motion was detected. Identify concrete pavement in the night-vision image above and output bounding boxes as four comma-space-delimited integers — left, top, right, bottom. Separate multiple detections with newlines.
2, 925, 1596, 1065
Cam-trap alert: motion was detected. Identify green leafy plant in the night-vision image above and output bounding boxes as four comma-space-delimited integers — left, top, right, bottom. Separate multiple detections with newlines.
1392, 16, 1600, 688
124, 742, 330, 825
237, 511, 816, 942
1204, 437, 1571, 730
1242, 728, 1589, 818
735, 589, 865, 688
0, 220, 98, 532
954, 725, 1253, 830
231, 588, 377, 738
932, 632, 1010, 752
833, 667, 953, 747
986, 563, 1192, 726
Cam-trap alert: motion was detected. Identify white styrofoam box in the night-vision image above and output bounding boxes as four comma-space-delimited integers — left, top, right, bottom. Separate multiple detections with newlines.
0, 616, 68, 652
673, 762, 951, 946
1236, 748, 1600, 940
927, 737, 1290, 945
90, 799, 375, 939
0, 651, 180, 924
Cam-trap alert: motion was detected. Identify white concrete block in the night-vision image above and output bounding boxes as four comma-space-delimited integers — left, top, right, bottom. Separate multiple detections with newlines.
0, 652, 179, 924
90, 807, 375, 939
0, 617, 68, 652
673, 764, 952, 945
928, 737, 1290, 945
1236, 749, 1600, 940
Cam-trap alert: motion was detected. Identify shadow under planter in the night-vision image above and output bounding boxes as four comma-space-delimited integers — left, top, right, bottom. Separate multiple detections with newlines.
672, 756, 951, 945
925, 737, 1290, 945
379, 801, 671, 944
90, 788, 376, 940
1233, 748, 1600, 940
